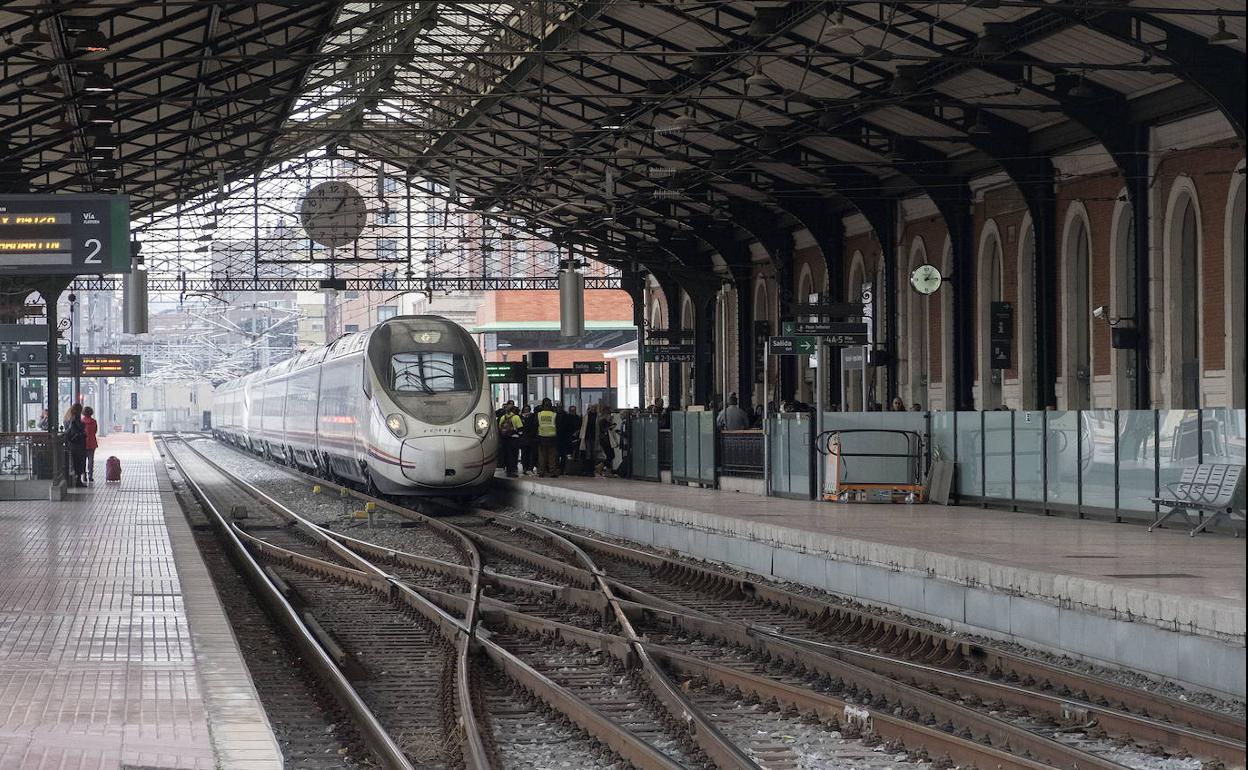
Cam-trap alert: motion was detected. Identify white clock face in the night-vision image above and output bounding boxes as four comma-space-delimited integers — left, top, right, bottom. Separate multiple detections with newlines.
300, 181, 368, 248
910, 263, 942, 295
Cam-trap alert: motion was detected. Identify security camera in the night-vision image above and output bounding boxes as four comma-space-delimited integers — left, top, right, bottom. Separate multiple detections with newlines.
1092, 305, 1106, 320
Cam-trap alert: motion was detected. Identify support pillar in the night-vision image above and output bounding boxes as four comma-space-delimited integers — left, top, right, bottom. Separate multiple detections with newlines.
948, 202, 976, 410
624, 271, 646, 411
734, 275, 755, 409
689, 288, 717, 406
1127, 126, 1152, 409
1030, 164, 1060, 409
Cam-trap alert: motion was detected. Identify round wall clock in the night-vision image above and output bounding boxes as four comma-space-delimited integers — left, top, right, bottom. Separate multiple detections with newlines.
910, 263, 943, 295
300, 181, 368, 248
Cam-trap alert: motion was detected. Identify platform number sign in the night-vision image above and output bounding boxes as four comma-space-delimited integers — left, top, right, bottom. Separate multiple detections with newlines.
0, 194, 130, 276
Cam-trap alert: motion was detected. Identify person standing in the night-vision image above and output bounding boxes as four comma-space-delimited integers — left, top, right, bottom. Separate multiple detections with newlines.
557, 404, 578, 473
535, 398, 559, 477
62, 403, 87, 488
519, 405, 537, 475
81, 406, 99, 483
716, 394, 751, 431
596, 406, 617, 477
497, 406, 523, 477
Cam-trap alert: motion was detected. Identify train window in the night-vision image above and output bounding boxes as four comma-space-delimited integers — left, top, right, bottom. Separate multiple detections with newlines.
390, 352, 471, 393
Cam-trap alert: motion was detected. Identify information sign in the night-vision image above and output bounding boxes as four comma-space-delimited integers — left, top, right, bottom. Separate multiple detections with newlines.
991, 339, 1012, 370
643, 344, 695, 363
793, 320, 868, 337
17, 354, 141, 378
0, 324, 48, 343
990, 301, 1014, 341
840, 347, 866, 370
0, 194, 130, 275
571, 360, 606, 374
21, 380, 43, 404
768, 336, 817, 356
485, 361, 527, 384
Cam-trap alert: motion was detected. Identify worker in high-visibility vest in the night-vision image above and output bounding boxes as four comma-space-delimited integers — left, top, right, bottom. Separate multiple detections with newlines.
497, 406, 523, 477
535, 397, 560, 477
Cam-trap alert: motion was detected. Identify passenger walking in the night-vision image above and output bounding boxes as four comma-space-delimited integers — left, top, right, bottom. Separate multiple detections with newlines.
535, 398, 560, 477
81, 406, 99, 483
62, 403, 87, 488
497, 406, 523, 477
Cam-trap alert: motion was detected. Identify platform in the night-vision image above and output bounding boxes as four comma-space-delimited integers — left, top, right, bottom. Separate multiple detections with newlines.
0, 434, 281, 770
493, 474, 1247, 698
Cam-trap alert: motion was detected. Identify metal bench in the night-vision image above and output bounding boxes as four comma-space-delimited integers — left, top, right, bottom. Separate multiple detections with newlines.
1149, 463, 1245, 536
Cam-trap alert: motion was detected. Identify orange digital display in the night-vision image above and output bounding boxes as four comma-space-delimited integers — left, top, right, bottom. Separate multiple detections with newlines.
0, 213, 70, 226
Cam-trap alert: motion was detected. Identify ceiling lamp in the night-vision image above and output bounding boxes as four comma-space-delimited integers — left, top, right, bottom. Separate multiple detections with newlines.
975, 23, 1009, 56
748, 8, 782, 37
826, 9, 854, 39
86, 104, 114, 124
82, 71, 114, 93
1209, 16, 1238, 46
859, 45, 893, 62
745, 65, 773, 91
670, 108, 696, 130
20, 23, 52, 48
88, 128, 118, 150
889, 66, 922, 95
757, 132, 783, 153
1069, 72, 1096, 99
74, 26, 109, 53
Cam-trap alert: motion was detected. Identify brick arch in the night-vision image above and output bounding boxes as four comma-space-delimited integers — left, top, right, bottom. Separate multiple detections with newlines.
1162, 175, 1204, 408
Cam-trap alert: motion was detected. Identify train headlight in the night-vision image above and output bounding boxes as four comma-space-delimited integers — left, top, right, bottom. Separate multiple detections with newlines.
385, 413, 407, 438
474, 413, 490, 437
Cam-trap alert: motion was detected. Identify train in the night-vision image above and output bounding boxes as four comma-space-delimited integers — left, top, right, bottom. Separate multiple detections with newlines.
213, 315, 497, 496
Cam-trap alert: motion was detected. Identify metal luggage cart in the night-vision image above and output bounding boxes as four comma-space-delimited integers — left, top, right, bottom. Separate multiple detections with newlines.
816, 428, 926, 503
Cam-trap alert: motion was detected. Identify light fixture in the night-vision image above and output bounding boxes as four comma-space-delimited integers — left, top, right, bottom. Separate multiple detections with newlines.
745, 66, 773, 90
1209, 16, 1238, 46
86, 104, 114, 124
889, 66, 922, 95
975, 23, 1009, 56
82, 71, 114, 93
73, 27, 109, 53
1069, 72, 1096, 99
968, 111, 993, 136
20, 23, 52, 48
748, 8, 781, 37
88, 128, 117, 150
826, 8, 854, 39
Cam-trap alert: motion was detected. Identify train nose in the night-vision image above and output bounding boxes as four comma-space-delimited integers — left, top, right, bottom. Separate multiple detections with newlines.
399, 436, 486, 487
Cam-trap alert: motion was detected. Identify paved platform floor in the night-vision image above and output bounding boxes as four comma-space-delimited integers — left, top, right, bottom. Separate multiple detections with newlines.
0, 434, 281, 770
496, 473, 1246, 696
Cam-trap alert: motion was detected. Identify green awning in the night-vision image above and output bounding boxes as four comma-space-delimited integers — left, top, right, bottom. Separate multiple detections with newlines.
469, 320, 636, 333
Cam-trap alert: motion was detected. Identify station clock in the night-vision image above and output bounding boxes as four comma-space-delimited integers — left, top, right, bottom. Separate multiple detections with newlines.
910, 263, 943, 295
299, 181, 368, 248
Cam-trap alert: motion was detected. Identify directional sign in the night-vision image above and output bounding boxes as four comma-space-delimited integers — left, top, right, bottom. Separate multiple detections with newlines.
572, 360, 606, 374
485, 361, 526, 384
644, 344, 695, 363
21, 380, 43, 404
0, 343, 68, 364
793, 320, 868, 336
768, 336, 818, 356
792, 301, 864, 317
990, 301, 1013, 340
0, 194, 130, 275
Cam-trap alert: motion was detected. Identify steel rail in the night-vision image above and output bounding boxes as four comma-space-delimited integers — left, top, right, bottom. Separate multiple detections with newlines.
548, 524, 1247, 741
169, 437, 494, 770
178, 438, 758, 769
159, 437, 417, 770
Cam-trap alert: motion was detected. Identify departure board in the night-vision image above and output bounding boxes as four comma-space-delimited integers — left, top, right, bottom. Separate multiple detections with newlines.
0, 194, 130, 275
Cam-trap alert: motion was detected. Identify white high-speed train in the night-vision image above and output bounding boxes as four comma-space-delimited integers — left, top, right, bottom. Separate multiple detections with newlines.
214, 316, 497, 496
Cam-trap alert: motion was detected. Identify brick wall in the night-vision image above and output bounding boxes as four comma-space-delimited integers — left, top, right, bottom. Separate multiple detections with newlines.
476, 289, 634, 326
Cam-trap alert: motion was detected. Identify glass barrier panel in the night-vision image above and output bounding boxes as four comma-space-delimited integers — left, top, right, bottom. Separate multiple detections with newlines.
1157, 410, 1200, 502
1045, 411, 1080, 507
670, 412, 687, 479
1199, 408, 1246, 465
822, 411, 927, 435
788, 414, 814, 499
768, 417, 789, 494
698, 411, 716, 484
1116, 410, 1157, 516
1014, 410, 1045, 504
955, 411, 983, 497
1082, 410, 1117, 512
982, 411, 1013, 500
929, 412, 956, 465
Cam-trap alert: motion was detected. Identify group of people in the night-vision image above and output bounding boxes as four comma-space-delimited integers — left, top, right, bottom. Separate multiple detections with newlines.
47, 403, 99, 487
495, 398, 617, 478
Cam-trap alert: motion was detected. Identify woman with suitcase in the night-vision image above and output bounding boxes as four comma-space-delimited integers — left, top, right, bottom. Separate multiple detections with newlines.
81, 406, 99, 483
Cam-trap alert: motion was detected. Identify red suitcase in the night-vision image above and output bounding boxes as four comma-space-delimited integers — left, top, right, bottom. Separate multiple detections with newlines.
105, 456, 122, 482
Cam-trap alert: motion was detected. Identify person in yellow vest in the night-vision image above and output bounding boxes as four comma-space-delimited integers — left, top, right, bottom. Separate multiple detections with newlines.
535, 397, 560, 477
497, 406, 523, 477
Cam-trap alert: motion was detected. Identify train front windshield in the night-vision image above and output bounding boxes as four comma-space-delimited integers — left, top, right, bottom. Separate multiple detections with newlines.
369, 319, 482, 426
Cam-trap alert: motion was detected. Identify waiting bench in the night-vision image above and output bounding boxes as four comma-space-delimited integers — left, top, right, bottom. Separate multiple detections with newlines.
1149, 463, 1245, 536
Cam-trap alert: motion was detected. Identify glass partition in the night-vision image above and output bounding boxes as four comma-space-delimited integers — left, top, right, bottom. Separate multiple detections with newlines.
1157, 410, 1201, 503
982, 411, 1013, 500
1117, 410, 1157, 516
955, 411, 983, 497
929, 412, 956, 464
1045, 411, 1080, 507
1014, 411, 1045, 504
1082, 410, 1117, 512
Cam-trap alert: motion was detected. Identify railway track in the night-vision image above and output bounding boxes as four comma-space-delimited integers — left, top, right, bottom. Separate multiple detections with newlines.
170, 435, 1247, 770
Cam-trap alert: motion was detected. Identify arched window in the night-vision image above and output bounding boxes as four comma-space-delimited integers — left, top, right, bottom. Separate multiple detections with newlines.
1226, 163, 1246, 407
1110, 198, 1137, 408
977, 222, 1005, 409
1016, 214, 1037, 410
1061, 205, 1093, 409
1164, 180, 1203, 409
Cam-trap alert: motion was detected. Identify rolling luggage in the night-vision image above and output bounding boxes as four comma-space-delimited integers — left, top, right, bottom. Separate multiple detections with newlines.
105, 456, 122, 482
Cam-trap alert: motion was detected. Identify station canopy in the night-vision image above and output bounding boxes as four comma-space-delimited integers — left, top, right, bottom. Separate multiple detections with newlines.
1, 1, 1242, 292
